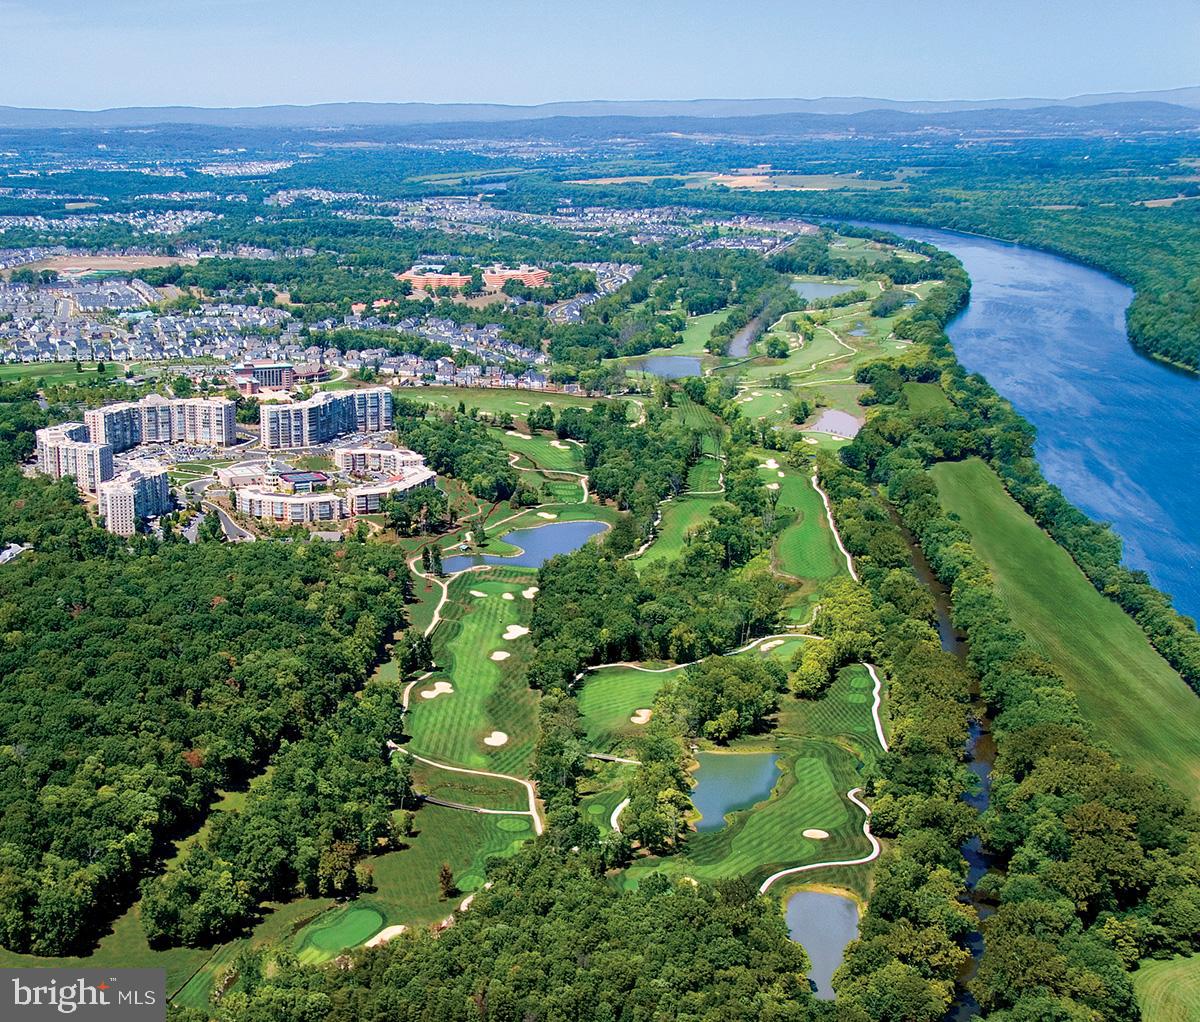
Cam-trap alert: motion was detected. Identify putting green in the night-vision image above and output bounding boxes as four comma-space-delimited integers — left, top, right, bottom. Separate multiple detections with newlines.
295, 907, 383, 962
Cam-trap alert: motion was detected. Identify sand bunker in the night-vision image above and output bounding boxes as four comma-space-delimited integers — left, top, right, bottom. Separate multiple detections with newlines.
550, 440, 570, 450
505, 430, 532, 439
364, 924, 406, 947
483, 730, 509, 747
760, 639, 784, 652
421, 681, 454, 700
502, 592, 515, 601
502, 624, 530, 640
802, 829, 830, 840
766, 482, 780, 490
470, 590, 487, 598
522, 586, 539, 599
515, 401, 530, 406
458, 893, 477, 912
762, 458, 780, 469
752, 391, 763, 397
778, 471, 785, 477
490, 651, 511, 661
803, 437, 819, 445
630, 708, 653, 725
536, 511, 558, 519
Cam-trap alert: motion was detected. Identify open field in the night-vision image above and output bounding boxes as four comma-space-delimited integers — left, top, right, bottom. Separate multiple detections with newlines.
0, 362, 119, 386
412, 385, 622, 420
6, 254, 196, 278
405, 571, 539, 776
932, 458, 1200, 801
903, 381, 951, 411
1134, 956, 1200, 1022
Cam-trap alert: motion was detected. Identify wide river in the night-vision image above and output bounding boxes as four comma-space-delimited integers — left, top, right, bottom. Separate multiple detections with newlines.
871, 223, 1200, 621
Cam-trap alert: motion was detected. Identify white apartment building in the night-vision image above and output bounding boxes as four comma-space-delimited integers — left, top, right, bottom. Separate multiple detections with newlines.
97, 459, 171, 537
235, 486, 345, 524
85, 394, 238, 450
259, 388, 392, 449
35, 422, 114, 493
333, 443, 425, 475
346, 466, 437, 514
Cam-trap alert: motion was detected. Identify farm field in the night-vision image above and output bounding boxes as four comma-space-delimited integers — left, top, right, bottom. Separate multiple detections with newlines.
1133, 956, 1200, 1022
932, 458, 1200, 802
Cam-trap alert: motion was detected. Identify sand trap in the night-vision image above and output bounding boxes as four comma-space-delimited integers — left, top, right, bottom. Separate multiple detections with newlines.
502, 624, 530, 640
762, 458, 780, 469
515, 401, 530, 406
522, 586, 539, 599
364, 924, 406, 947
536, 511, 558, 519
752, 391, 763, 397
483, 730, 509, 747
490, 650, 511, 661
766, 482, 780, 490
421, 681, 454, 700
777, 471, 785, 477
502, 592, 515, 601
470, 590, 487, 598
458, 893, 477, 911
802, 829, 830, 840
550, 440, 569, 449
505, 430, 532, 439
630, 708, 653, 725
760, 639, 784, 652
803, 437, 819, 445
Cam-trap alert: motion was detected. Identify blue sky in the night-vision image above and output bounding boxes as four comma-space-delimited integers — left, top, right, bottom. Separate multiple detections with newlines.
2, 0, 1197, 109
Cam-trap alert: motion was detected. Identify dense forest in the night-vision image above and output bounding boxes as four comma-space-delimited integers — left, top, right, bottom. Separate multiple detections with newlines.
0, 470, 412, 954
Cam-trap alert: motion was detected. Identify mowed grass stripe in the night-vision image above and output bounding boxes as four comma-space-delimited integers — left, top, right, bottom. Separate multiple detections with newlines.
1133, 955, 1200, 1022
578, 665, 679, 750
406, 571, 538, 775
932, 458, 1200, 802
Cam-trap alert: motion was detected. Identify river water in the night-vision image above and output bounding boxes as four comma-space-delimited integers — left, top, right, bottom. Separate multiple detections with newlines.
869, 223, 1200, 621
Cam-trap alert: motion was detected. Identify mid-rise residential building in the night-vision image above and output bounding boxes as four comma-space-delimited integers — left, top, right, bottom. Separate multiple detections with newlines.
97, 459, 171, 536
259, 387, 392, 449
397, 267, 472, 292
232, 361, 295, 389
345, 467, 437, 515
235, 486, 344, 524
481, 264, 550, 289
333, 442, 425, 475
85, 394, 237, 450
35, 422, 113, 493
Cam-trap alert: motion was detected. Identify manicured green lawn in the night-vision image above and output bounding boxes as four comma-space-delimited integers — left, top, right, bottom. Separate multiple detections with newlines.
495, 428, 584, 472
405, 571, 539, 776
903, 381, 951, 411
0, 363, 119, 386
294, 907, 384, 963
932, 458, 1200, 802
685, 455, 722, 493
634, 495, 720, 568
1134, 956, 1200, 1022
758, 457, 846, 584
579, 664, 682, 751
415, 386, 624, 420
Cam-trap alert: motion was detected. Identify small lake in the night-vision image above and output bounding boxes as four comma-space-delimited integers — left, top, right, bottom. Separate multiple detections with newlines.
441, 520, 608, 573
785, 890, 859, 999
691, 752, 780, 832
792, 280, 858, 302
627, 355, 702, 378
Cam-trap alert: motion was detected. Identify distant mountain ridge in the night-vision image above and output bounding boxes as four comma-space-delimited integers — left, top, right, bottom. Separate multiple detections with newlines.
2, 87, 1200, 129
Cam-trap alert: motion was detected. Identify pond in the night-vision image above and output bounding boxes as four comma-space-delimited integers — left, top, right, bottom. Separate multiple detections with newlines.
792, 280, 858, 302
441, 519, 608, 573
805, 408, 861, 438
690, 752, 780, 832
626, 355, 703, 378
785, 890, 859, 999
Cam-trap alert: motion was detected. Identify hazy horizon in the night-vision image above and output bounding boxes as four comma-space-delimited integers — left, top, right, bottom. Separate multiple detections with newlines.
2, 0, 1197, 110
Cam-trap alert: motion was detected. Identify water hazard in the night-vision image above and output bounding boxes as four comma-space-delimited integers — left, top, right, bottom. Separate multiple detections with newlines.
690, 752, 780, 832
441, 519, 608, 573
785, 891, 860, 1000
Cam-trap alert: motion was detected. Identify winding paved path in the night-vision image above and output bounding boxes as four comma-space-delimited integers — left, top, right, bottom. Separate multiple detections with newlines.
811, 472, 859, 582
757, 787, 881, 894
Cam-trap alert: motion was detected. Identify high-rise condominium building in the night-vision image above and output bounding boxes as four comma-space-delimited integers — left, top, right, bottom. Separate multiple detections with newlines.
97, 459, 171, 536
259, 388, 393, 449
85, 395, 238, 451
35, 423, 114, 493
